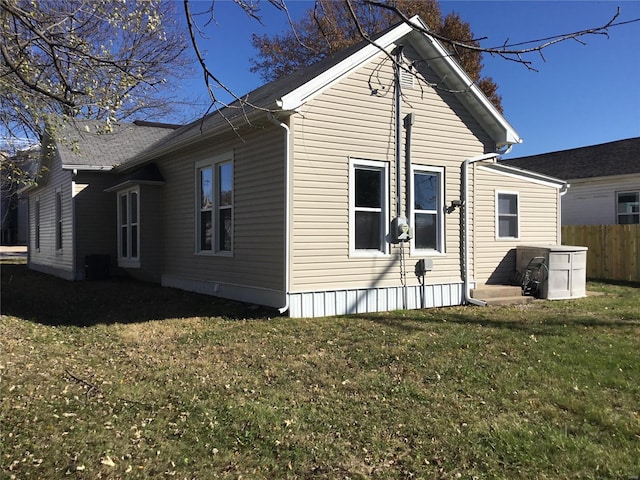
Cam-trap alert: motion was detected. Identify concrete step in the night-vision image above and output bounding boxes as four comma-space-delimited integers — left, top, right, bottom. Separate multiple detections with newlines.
471, 285, 523, 299
470, 285, 535, 306
483, 295, 535, 306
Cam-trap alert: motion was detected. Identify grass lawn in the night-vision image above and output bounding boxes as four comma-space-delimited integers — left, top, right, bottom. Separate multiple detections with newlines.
1, 259, 639, 479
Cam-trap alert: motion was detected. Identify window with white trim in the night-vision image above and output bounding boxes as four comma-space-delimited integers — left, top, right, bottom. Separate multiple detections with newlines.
411, 166, 444, 253
350, 159, 388, 255
118, 187, 139, 266
497, 192, 519, 239
196, 156, 233, 254
617, 191, 639, 224
55, 188, 62, 251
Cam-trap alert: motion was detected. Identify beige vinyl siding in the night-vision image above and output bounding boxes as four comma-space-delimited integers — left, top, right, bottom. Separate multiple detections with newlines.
73, 172, 118, 279
28, 149, 75, 279
159, 125, 286, 291
289, 49, 492, 292
473, 165, 561, 285
562, 174, 640, 225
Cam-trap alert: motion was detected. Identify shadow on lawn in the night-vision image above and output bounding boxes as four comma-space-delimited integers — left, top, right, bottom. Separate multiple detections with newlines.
358, 303, 640, 336
1, 262, 279, 326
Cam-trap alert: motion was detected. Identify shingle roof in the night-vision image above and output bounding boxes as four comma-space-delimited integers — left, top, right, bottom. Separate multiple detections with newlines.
501, 137, 640, 181
52, 17, 522, 171
53, 119, 178, 169
138, 28, 383, 158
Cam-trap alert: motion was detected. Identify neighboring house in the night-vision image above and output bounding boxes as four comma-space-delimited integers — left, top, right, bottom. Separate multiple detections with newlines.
25, 17, 567, 317
502, 137, 640, 225
1, 145, 40, 245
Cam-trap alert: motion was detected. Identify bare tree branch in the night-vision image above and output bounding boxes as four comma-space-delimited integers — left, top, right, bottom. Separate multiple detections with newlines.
365, 1, 632, 71
184, 0, 285, 134
1, 0, 193, 138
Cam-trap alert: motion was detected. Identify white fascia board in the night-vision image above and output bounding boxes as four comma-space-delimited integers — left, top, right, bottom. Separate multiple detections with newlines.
479, 163, 567, 189
62, 164, 114, 171
279, 15, 521, 147
104, 179, 165, 193
412, 23, 521, 147
278, 22, 415, 111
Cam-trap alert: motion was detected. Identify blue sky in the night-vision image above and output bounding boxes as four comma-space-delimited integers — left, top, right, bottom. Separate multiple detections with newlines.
181, 0, 640, 158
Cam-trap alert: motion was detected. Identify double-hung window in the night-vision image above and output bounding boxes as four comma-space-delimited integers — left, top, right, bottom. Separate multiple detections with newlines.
496, 191, 519, 239
196, 155, 233, 254
411, 166, 444, 253
350, 158, 388, 255
118, 187, 139, 266
617, 191, 639, 224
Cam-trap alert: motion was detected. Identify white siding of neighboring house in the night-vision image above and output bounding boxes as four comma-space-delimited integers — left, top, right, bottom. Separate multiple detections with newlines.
28, 149, 75, 280
562, 174, 640, 225
473, 165, 562, 285
287, 48, 495, 317
157, 125, 287, 308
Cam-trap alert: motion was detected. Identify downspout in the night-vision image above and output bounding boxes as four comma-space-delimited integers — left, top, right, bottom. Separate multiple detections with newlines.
404, 113, 419, 307
462, 152, 500, 306
558, 182, 569, 244
267, 113, 291, 314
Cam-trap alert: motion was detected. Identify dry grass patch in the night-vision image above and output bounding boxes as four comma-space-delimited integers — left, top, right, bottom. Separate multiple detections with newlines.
2, 262, 639, 479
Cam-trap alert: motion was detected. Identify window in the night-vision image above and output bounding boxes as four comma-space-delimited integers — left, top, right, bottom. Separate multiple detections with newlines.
198, 166, 213, 251
34, 199, 40, 250
617, 192, 639, 224
118, 187, 139, 266
411, 166, 444, 253
196, 156, 233, 254
55, 189, 62, 251
350, 159, 388, 254
497, 192, 519, 239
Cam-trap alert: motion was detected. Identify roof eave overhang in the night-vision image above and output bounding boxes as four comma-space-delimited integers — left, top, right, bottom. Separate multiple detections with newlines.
104, 179, 165, 193
62, 164, 116, 172
408, 27, 522, 148
278, 21, 416, 111
117, 104, 290, 171
279, 16, 521, 149
17, 184, 36, 195
479, 163, 567, 189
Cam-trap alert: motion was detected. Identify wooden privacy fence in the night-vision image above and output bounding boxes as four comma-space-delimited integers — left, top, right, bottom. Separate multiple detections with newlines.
562, 224, 640, 283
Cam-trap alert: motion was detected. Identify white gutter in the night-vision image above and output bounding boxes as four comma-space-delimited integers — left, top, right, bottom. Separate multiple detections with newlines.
462, 152, 500, 306
267, 113, 291, 314
62, 164, 114, 171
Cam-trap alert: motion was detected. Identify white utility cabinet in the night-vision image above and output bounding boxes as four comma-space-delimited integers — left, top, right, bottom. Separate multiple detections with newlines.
516, 245, 588, 300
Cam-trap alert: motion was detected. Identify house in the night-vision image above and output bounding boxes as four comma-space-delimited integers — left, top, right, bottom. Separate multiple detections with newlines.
25, 17, 568, 317
26, 119, 179, 281
1, 145, 40, 245
502, 137, 640, 225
